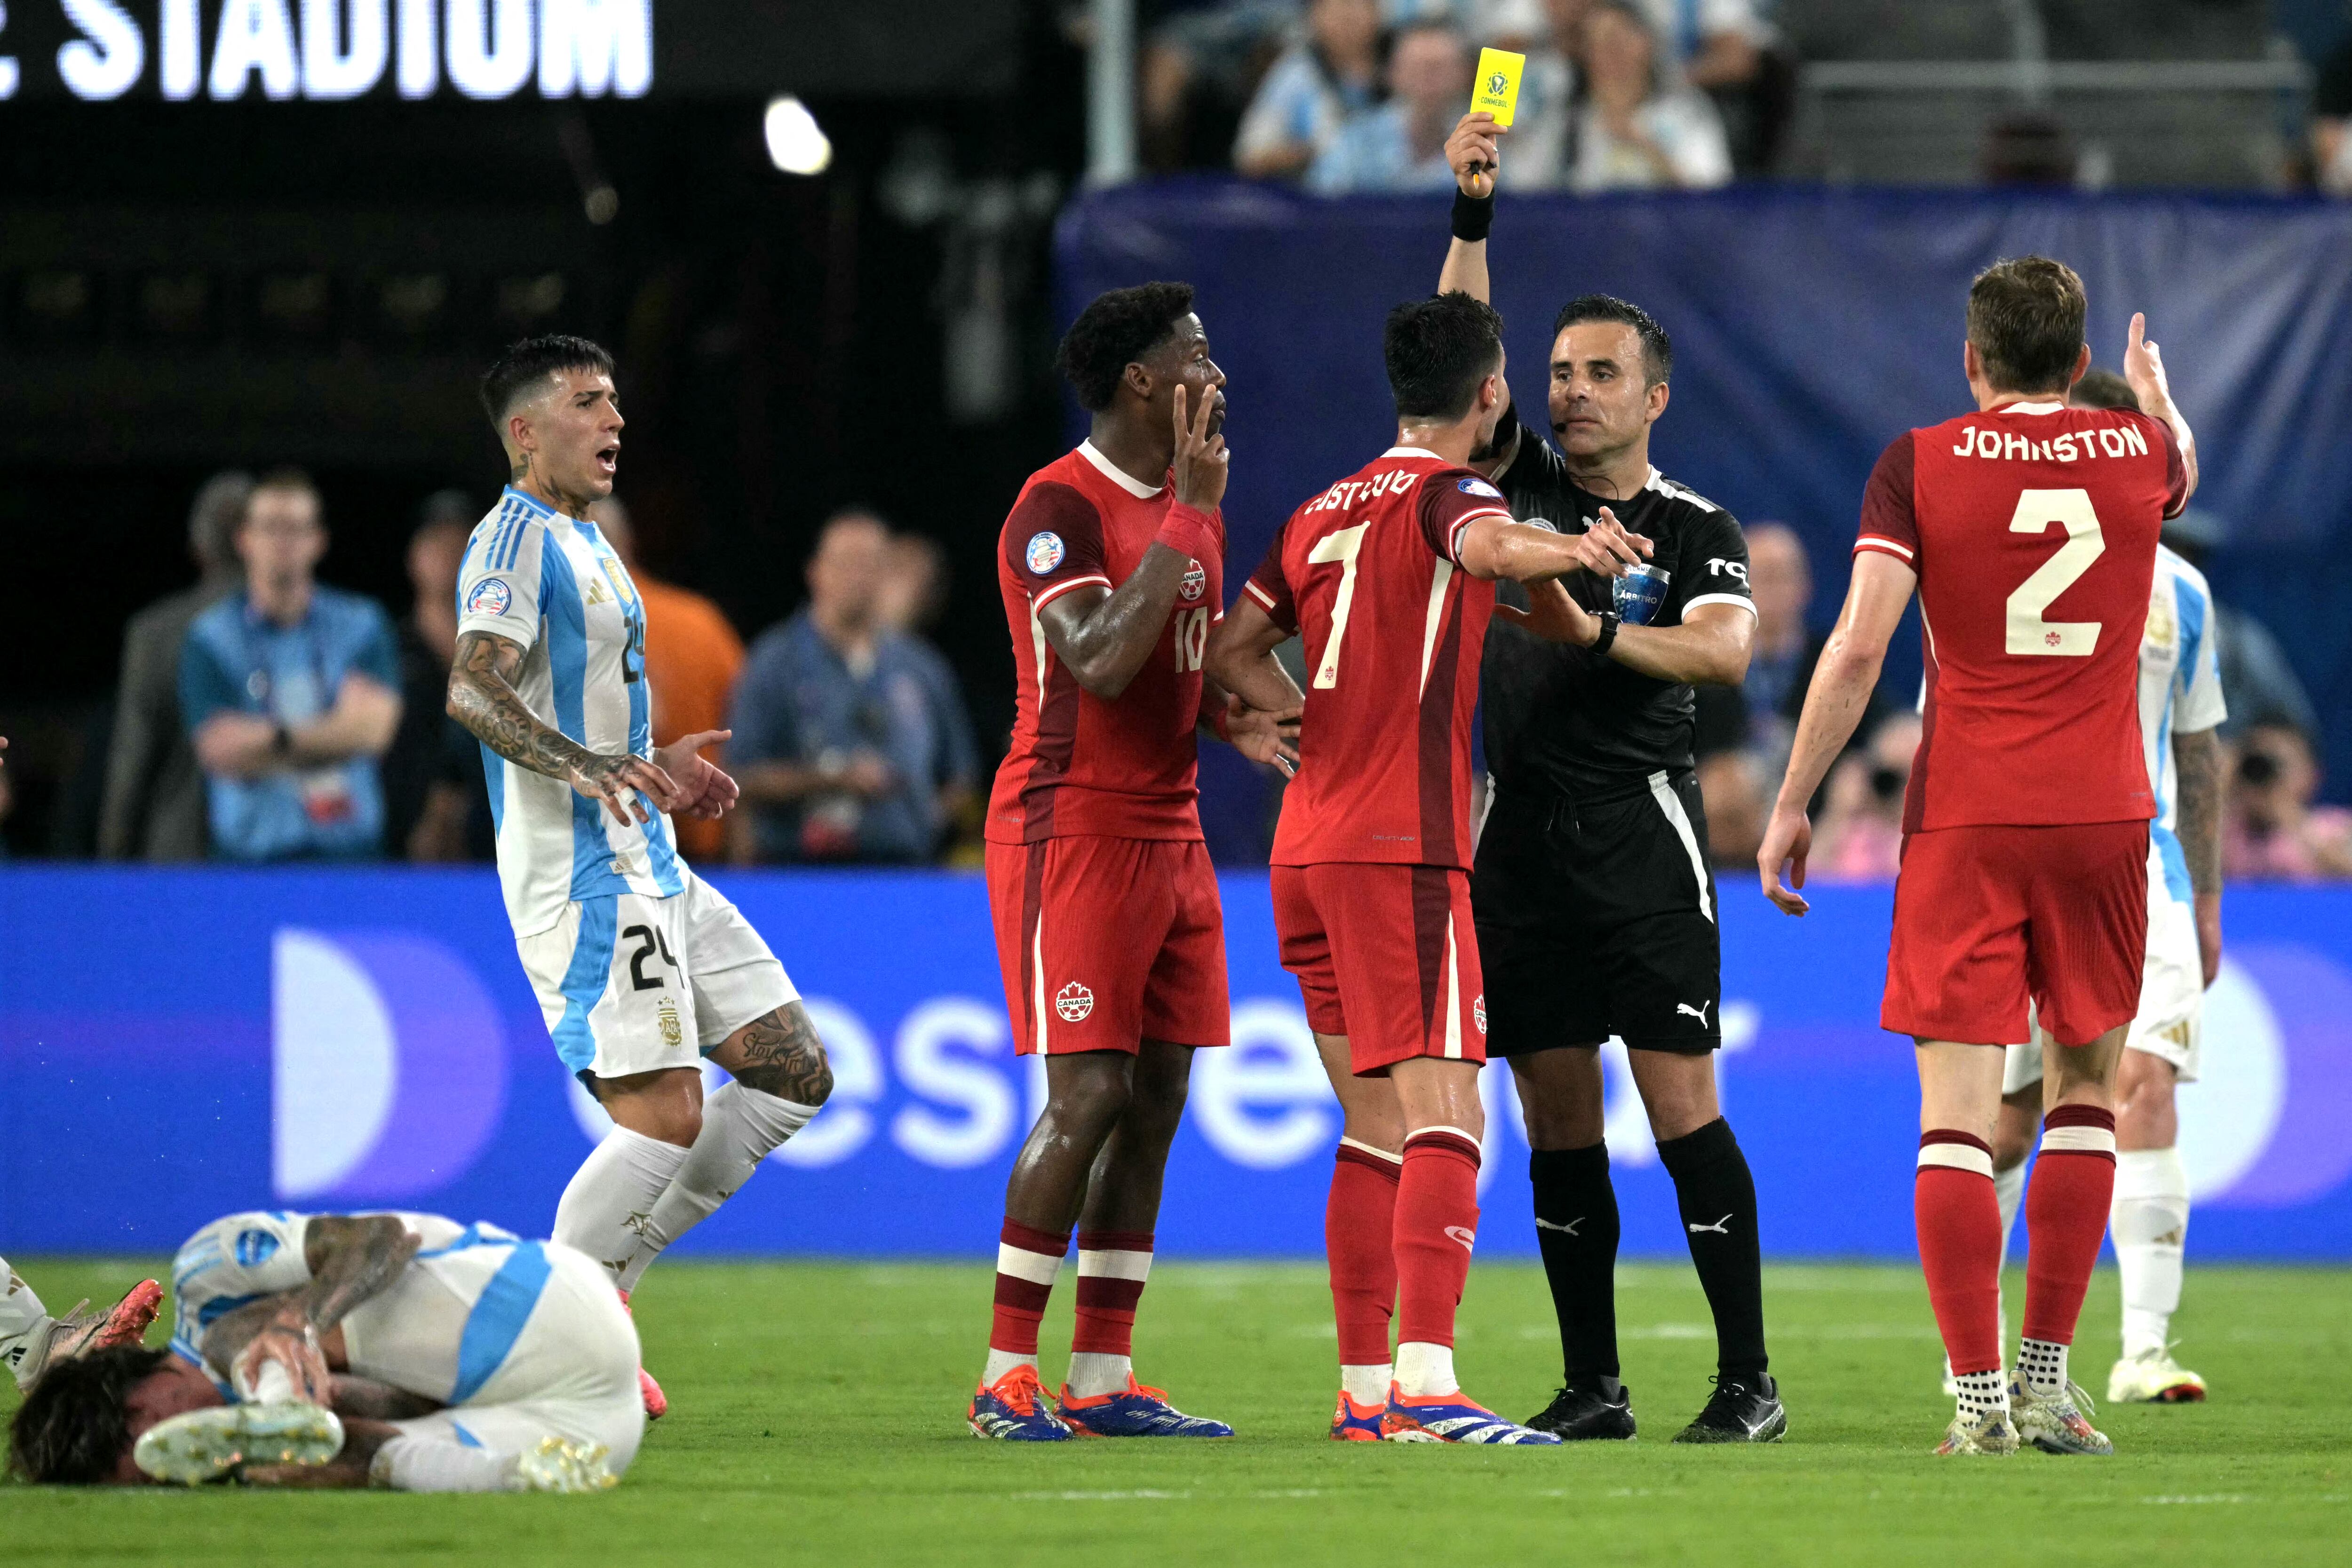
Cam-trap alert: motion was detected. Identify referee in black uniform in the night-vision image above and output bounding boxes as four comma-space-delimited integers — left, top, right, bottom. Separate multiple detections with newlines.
1438, 111, 1782, 1444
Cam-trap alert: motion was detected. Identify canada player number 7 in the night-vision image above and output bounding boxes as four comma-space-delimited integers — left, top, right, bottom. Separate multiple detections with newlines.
2006, 488, 2105, 657
1307, 521, 1370, 688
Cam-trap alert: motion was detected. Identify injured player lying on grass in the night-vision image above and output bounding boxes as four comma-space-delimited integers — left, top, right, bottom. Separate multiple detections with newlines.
7, 1210, 638, 1492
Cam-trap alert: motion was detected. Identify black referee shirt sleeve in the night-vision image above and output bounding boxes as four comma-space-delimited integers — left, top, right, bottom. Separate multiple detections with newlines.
1678, 506, 1756, 619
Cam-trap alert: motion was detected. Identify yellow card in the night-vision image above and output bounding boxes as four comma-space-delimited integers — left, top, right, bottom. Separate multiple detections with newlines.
1471, 47, 1525, 129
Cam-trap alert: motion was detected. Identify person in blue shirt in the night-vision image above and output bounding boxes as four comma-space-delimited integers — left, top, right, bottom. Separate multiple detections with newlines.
1307, 17, 1471, 194
179, 470, 403, 861
730, 511, 975, 864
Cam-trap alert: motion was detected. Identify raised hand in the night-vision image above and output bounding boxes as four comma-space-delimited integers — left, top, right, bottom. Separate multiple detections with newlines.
1171, 382, 1230, 511
1757, 804, 1813, 916
1223, 692, 1300, 778
1446, 111, 1503, 197
652, 729, 741, 822
2122, 311, 2171, 412
1494, 578, 1598, 646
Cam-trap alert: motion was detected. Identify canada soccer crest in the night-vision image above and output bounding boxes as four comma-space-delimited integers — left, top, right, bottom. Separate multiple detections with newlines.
1055, 981, 1095, 1022
465, 577, 512, 617
1026, 531, 1066, 574
1473, 994, 1488, 1035
1180, 559, 1206, 601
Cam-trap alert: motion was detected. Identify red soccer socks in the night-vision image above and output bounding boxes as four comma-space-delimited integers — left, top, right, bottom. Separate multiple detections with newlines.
2022, 1105, 2119, 1355
989, 1218, 1068, 1361
1916, 1131, 2004, 1377
1071, 1230, 1152, 1358
1393, 1129, 1482, 1353
1327, 1141, 1403, 1369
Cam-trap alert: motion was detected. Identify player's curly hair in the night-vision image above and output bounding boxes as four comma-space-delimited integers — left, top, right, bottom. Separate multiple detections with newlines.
1385, 291, 1505, 421
1553, 294, 1673, 386
1056, 282, 1197, 412
8, 1344, 168, 1485
479, 334, 615, 429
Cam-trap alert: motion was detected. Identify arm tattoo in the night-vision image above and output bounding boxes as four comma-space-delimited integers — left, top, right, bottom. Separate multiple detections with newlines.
2173, 727, 2223, 896
448, 630, 634, 790
200, 1216, 419, 1373
724, 1002, 834, 1105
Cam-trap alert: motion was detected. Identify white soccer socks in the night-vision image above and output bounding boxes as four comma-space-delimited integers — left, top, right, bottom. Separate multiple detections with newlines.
1394, 1341, 1458, 1400
370, 1433, 523, 1493
554, 1126, 692, 1288
2112, 1146, 2191, 1358
616, 1084, 820, 1293
0, 1261, 53, 1392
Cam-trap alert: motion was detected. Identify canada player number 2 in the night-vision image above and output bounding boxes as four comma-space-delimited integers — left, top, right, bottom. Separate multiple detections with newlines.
2006, 488, 2105, 657
1306, 522, 1370, 688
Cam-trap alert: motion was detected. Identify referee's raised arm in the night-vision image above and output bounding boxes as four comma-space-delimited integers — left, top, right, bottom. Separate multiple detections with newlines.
1440, 113, 1503, 302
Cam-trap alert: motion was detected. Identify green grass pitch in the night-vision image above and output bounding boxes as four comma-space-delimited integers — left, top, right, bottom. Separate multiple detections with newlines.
6, 1258, 2347, 1566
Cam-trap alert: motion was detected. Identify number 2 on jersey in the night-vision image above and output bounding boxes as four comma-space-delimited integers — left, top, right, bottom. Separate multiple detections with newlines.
1307, 522, 1370, 688
2005, 488, 2105, 657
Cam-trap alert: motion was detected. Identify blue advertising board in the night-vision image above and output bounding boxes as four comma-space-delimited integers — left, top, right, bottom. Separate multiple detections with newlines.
4, 868, 2348, 1260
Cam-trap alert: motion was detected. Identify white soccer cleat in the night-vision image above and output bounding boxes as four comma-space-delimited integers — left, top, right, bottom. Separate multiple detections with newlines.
133, 1401, 345, 1485
1933, 1406, 2020, 1456
514, 1435, 619, 1493
2107, 1347, 2208, 1405
2010, 1379, 2114, 1456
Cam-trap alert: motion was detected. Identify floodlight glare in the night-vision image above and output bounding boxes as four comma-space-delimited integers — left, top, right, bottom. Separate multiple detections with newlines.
764, 97, 833, 176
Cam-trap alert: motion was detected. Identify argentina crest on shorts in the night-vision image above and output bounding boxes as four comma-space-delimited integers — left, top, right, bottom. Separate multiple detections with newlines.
1025, 532, 1066, 573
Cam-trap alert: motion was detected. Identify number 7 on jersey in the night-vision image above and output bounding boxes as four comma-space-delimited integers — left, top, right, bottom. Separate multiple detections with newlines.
1307, 522, 1370, 688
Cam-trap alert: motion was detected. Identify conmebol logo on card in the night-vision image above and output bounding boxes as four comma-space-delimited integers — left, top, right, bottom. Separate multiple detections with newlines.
271, 929, 508, 1202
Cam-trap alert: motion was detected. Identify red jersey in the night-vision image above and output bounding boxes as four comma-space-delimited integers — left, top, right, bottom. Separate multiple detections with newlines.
1856, 400, 2188, 833
1247, 447, 1513, 869
987, 440, 1224, 844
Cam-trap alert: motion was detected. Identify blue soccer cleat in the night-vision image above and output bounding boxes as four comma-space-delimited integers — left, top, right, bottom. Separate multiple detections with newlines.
1056, 1376, 1234, 1438
1329, 1390, 1386, 1441
1382, 1384, 1563, 1444
968, 1365, 1073, 1441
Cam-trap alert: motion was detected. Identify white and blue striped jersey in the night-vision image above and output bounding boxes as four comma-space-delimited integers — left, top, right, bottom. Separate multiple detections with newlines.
169, 1211, 556, 1407
455, 487, 686, 937
2140, 544, 2227, 907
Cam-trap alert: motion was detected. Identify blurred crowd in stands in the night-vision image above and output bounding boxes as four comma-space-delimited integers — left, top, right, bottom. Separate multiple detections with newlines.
34, 468, 2345, 883
79, 475, 981, 871
1128, 0, 2352, 194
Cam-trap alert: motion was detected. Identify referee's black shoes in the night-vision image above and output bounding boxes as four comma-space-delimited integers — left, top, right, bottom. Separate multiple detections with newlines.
1672, 1372, 1788, 1443
1525, 1379, 1637, 1441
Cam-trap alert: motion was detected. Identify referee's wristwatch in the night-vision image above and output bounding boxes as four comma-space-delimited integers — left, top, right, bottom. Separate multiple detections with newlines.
1591, 609, 1621, 656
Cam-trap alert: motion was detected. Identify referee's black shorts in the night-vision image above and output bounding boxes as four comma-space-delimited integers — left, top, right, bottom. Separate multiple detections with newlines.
1471, 768, 1723, 1057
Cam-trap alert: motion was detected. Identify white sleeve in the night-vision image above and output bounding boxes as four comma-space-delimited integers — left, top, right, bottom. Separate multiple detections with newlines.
168, 1213, 314, 1381
2174, 574, 2227, 735
456, 518, 549, 653
1660, 94, 1733, 188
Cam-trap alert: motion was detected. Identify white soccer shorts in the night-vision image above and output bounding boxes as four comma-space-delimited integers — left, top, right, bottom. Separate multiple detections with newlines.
517, 868, 797, 1081
2002, 877, 2202, 1093
387, 1241, 646, 1475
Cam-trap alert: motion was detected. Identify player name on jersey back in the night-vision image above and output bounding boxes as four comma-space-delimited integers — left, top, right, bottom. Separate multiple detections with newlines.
1857, 401, 2187, 833
1249, 448, 1510, 869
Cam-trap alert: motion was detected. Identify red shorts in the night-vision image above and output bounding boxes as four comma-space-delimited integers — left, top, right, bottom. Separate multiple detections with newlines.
1271, 862, 1488, 1076
986, 836, 1228, 1055
1883, 821, 2149, 1049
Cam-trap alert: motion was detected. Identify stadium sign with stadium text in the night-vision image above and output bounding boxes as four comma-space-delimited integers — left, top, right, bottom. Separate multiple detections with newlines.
3, 867, 2347, 1260
0, 0, 1022, 102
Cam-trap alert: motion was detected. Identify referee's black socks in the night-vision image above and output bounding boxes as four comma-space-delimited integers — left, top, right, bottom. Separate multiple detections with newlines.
1656, 1116, 1770, 1383
1528, 1143, 1622, 1395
